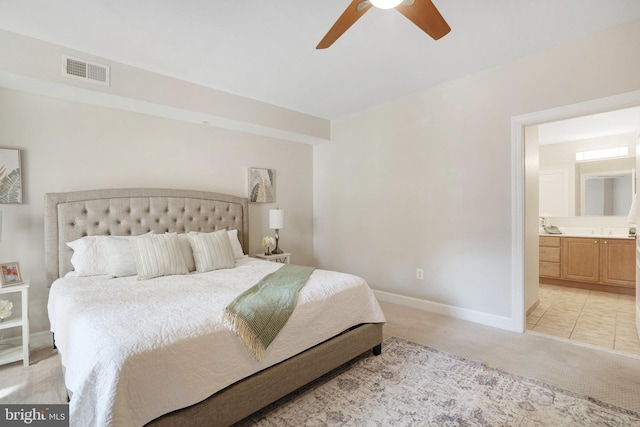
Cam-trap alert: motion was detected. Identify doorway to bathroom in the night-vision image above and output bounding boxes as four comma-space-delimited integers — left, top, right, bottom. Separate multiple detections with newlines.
513, 91, 640, 356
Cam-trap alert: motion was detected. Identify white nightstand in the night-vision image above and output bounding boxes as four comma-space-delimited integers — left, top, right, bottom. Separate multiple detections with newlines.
254, 253, 291, 264
0, 281, 29, 367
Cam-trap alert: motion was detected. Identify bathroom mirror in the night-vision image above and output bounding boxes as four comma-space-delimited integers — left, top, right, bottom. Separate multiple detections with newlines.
575, 156, 635, 216
540, 156, 636, 217
580, 169, 634, 216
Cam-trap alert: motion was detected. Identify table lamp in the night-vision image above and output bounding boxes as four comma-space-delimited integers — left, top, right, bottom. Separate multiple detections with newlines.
269, 209, 284, 254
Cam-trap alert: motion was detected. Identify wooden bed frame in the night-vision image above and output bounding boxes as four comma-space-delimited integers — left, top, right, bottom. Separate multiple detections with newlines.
44, 188, 383, 426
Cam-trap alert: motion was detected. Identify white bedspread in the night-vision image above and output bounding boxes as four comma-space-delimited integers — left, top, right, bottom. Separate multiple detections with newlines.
48, 258, 385, 427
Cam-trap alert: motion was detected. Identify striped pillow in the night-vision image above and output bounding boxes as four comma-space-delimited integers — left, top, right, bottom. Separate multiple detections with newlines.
188, 230, 236, 272
131, 233, 188, 280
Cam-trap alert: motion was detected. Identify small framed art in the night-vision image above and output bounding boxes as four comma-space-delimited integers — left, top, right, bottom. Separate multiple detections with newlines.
0, 262, 23, 287
0, 148, 22, 204
248, 167, 275, 203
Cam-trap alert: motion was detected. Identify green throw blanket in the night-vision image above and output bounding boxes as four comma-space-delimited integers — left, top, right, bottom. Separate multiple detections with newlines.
222, 264, 316, 360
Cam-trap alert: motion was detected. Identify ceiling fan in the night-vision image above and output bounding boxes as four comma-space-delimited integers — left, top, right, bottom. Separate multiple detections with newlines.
316, 0, 450, 49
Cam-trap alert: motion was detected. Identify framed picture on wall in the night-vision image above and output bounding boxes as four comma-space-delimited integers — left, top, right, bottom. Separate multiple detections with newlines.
0, 148, 22, 204
248, 167, 275, 203
0, 262, 23, 287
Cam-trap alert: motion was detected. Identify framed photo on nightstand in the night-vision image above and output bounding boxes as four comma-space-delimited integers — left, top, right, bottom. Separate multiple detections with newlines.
0, 261, 23, 287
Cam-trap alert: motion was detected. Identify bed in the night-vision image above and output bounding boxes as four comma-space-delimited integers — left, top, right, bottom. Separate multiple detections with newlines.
44, 188, 385, 427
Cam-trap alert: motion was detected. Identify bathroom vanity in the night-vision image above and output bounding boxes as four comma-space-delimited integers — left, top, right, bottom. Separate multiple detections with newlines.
539, 235, 635, 295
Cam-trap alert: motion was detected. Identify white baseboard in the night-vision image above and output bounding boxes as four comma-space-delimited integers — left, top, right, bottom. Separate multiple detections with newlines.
373, 290, 519, 332
31, 331, 54, 350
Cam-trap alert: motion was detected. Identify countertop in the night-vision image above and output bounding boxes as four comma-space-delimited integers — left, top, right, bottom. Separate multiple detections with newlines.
538, 226, 636, 239
539, 227, 635, 239
540, 233, 635, 239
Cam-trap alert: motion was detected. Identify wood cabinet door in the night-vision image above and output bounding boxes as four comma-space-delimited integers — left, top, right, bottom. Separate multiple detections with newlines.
562, 237, 599, 282
539, 236, 561, 247
539, 261, 561, 278
539, 246, 560, 262
600, 238, 635, 288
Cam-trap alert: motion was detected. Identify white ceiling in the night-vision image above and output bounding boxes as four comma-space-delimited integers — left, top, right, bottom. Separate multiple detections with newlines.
538, 107, 640, 145
1, 1, 640, 119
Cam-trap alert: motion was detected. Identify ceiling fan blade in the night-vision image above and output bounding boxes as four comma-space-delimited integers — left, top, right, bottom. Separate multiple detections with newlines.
395, 0, 450, 40
316, 0, 372, 49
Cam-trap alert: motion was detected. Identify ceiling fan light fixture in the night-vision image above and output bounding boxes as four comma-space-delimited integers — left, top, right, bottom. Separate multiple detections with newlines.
316, 0, 450, 49
369, 0, 403, 9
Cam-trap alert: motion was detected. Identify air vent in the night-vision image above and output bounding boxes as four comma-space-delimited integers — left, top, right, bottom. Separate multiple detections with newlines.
62, 55, 110, 86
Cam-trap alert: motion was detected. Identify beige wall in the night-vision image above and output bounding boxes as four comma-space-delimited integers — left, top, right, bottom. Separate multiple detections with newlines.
313, 19, 640, 327
0, 30, 329, 143
2, 20, 640, 338
540, 133, 637, 167
0, 88, 314, 336
0, 31, 323, 337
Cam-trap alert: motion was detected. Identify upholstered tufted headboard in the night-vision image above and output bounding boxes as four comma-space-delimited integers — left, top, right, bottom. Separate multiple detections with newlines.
44, 188, 249, 285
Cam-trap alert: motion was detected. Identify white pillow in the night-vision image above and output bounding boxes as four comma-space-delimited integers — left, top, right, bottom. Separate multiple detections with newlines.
103, 236, 138, 278
66, 236, 110, 276
175, 230, 241, 272
131, 233, 188, 280
176, 233, 197, 272
227, 229, 246, 259
188, 230, 236, 273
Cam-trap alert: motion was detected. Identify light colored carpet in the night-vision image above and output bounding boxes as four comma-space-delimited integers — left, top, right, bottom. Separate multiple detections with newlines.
236, 336, 640, 426
0, 345, 67, 404
379, 301, 640, 415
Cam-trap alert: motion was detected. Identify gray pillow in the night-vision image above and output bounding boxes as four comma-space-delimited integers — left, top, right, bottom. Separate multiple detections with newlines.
176, 233, 197, 272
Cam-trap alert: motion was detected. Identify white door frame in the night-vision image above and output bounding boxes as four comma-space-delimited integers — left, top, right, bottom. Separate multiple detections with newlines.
510, 90, 640, 333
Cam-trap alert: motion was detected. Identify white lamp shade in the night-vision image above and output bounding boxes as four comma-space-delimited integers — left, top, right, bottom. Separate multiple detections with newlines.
269, 209, 284, 229
369, 0, 403, 9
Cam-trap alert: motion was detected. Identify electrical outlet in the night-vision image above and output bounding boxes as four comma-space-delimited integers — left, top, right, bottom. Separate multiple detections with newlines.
416, 269, 424, 280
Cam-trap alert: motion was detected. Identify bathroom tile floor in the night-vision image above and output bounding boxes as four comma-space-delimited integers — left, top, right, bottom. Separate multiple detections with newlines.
527, 284, 640, 356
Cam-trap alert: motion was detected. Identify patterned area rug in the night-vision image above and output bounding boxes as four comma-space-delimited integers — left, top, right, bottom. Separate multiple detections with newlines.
236, 336, 640, 426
